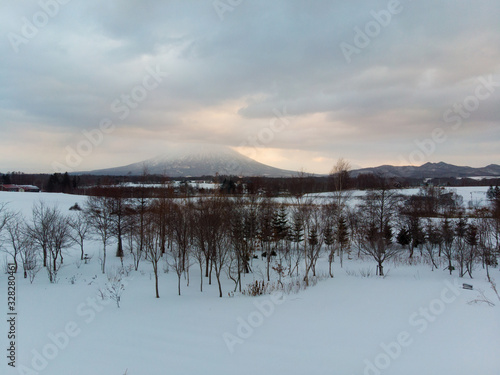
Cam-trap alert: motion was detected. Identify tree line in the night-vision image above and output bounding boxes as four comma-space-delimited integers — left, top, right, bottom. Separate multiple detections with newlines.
3, 170, 499, 196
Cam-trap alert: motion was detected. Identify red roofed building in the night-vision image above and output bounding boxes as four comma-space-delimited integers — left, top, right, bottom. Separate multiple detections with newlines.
0, 184, 40, 192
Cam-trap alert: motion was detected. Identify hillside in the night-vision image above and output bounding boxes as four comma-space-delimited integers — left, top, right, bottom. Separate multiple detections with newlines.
350, 162, 500, 179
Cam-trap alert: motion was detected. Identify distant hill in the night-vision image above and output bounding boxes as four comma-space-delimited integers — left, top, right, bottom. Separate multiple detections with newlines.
85, 144, 298, 177
350, 162, 500, 179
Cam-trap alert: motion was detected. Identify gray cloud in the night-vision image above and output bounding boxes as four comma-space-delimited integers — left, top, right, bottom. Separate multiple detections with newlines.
0, 0, 499, 173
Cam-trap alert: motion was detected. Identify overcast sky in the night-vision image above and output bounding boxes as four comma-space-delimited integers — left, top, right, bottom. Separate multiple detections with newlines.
1, 0, 499, 174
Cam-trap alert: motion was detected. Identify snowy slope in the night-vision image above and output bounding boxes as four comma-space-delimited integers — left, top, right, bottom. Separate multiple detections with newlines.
85, 143, 297, 177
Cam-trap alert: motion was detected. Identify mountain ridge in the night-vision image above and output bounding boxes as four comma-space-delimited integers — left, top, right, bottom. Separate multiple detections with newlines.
350, 161, 500, 179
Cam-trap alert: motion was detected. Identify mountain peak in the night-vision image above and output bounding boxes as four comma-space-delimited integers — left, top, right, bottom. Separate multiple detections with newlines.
147, 144, 239, 165
86, 143, 297, 177
420, 161, 450, 168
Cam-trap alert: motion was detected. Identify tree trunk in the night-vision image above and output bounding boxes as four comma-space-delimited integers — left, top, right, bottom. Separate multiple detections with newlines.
378, 261, 384, 277
102, 243, 107, 274
116, 234, 123, 257
216, 272, 223, 298
328, 255, 333, 278
199, 262, 203, 292
205, 251, 210, 277
155, 274, 160, 298
209, 257, 213, 285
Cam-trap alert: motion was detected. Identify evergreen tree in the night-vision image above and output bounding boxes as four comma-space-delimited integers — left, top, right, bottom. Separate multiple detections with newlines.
441, 218, 455, 275
396, 227, 411, 249
272, 205, 289, 242
336, 215, 349, 268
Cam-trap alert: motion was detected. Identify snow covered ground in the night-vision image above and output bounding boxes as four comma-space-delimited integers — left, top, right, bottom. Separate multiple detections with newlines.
0, 190, 499, 375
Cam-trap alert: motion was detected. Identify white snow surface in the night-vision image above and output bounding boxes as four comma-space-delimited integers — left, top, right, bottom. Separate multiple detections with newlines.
0, 190, 499, 375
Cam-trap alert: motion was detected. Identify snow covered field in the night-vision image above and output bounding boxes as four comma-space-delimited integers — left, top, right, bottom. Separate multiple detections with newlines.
303, 186, 491, 209
0, 190, 499, 375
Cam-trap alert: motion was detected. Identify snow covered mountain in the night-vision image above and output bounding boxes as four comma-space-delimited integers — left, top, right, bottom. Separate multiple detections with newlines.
86, 144, 298, 177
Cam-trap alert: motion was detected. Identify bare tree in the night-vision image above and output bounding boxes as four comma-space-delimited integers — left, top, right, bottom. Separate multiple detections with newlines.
124, 207, 141, 271
475, 208, 496, 281
191, 208, 207, 292
208, 196, 233, 298
487, 186, 500, 263
68, 210, 90, 261
108, 190, 128, 258
1, 204, 39, 282
258, 199, 276, 282
464, 222, 479, 278
192, 197, 212, 286
347, 207, 364, 259
304, 208, 324, 283
86, 196, 114, 274
323, 218, 335, 277
19, 237, 39, 283
3, 211, 23, 272
0, 203, 10, 250
440, 218, 456, 275
358, 182, 401, 276
423, 219, 441, 271
46, 210, 72, 283
27, 202, 58, 268
329, 158, 352, 214
454, 217, 468, 277
144, 211, 163, 298
169, 200, 192, 296
360, 219, 398, 277
106, 268, 125, 307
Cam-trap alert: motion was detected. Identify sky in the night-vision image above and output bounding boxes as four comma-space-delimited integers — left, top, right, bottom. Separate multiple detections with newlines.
1, 0, 499, 175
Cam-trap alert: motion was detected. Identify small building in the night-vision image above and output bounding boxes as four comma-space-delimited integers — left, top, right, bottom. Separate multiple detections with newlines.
0, 184, 20, 192
19, 185, 41, 193
0, 184, 40, 192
